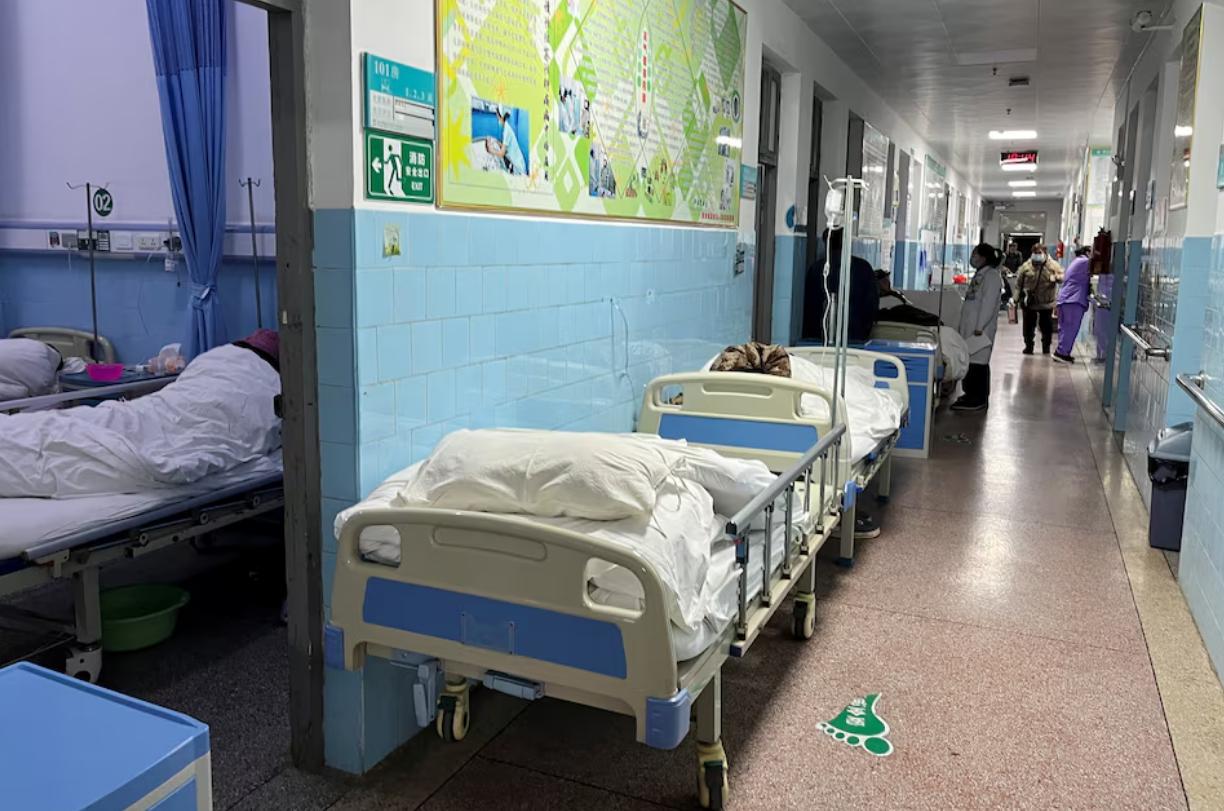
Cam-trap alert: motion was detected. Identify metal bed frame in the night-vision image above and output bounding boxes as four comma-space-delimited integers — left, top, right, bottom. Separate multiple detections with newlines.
0, 475, 284, 683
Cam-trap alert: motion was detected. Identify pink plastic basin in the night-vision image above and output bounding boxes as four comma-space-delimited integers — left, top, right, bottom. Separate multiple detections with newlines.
87, 363, 124, 382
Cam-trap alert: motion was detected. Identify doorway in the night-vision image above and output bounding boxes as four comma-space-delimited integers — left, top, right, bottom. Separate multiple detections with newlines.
752, 62, 781, 343
1008, 234, 1041, 259
805, 93, 824, 273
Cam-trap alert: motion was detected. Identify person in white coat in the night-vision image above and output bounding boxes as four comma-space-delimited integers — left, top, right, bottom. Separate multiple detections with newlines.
951, 243, 1005, 412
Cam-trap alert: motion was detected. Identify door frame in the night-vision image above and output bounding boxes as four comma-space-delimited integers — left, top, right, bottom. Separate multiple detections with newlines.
240, 0, 325, 770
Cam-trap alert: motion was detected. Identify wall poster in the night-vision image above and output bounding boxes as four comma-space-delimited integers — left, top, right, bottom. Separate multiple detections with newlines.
437, 0, 748, 227
1170, 6, 1203, 211
857, 121, 889, 238
1084, 146, 1111, 239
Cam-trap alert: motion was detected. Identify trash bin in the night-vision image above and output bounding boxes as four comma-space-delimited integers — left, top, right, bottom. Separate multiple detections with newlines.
1147, 423, 1193, 551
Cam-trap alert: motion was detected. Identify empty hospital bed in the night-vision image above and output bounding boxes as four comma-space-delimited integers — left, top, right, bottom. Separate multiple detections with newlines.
0, 336, 283, 681
327, 427, 847, 811
638, 346, 909, 565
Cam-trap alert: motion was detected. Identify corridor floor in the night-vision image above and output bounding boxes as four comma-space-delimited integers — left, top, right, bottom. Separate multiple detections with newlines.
220, 324, 1224, 809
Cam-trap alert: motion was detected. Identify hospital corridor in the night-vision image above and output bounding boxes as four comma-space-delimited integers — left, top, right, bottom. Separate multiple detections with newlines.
5, 0, 1224, 809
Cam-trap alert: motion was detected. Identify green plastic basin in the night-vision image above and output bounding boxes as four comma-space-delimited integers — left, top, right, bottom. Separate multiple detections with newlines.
100, 584, 190, 652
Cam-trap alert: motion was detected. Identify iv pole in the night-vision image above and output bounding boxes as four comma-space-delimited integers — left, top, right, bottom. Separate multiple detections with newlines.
67, 181, 107, 360
241, 177, 263, 329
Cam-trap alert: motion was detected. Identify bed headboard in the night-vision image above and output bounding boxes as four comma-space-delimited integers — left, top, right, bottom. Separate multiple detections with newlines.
638, 371, 851, 476
870, 322, 939, 347
787, 346, 910, 411
8, 327, 116, 364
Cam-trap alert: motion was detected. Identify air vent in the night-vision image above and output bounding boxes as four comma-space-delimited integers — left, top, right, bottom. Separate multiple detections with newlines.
1009, 76, 1031, 88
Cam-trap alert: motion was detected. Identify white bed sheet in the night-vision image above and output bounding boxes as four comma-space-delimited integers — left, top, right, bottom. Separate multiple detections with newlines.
701, 353, 906, 463
0, 451, 283, 563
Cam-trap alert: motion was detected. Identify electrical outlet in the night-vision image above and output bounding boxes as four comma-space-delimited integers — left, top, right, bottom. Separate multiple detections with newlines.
136, 234, 162, 251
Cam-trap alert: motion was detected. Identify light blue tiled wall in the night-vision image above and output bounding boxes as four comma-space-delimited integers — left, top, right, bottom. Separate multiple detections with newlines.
1182, 230, 1224, 681
312, 206, 751, 773
0, 251, 277, 361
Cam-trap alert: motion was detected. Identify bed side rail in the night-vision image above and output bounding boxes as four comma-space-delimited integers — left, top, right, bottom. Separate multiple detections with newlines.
1, 377, 173, 413
870, 322, 939, 347
330, 508, 679, 710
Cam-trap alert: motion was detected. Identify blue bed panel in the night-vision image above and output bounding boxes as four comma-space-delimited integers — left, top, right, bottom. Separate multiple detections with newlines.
362, 578, 628, 679
658, 413, 818, 453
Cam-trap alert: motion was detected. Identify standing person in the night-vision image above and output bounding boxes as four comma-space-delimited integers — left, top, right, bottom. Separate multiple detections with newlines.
951, 243, 1005, 412
1003, 241, 1023, 275
801, 229, 880, 343
1054, 246, 1092, 364
1015, 243, 1063, 355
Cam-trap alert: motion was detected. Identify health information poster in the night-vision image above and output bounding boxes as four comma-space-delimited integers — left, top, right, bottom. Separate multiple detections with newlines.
438, 0, 747, 226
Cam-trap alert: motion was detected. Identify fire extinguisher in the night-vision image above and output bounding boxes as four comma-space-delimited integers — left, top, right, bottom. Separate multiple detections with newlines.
1056, 240, 1065, 260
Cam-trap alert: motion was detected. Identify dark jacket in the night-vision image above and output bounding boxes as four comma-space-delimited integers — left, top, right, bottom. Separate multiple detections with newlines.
802, 254, 880, 343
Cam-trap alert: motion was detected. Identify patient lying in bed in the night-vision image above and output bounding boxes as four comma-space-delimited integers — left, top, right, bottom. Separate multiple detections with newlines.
0, 330, 281, 498
0, 338, 63, 401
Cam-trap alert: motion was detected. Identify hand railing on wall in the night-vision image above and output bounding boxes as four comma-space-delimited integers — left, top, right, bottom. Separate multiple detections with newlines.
1120, 323, 1170, 360
1176, 373, 1224, 431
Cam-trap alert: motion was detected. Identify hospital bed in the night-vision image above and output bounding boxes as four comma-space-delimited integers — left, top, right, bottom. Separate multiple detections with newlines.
326, 428, 845, 811
0, 341, 283, 681
638, 346, 909, 566
0, 327, 122, 410
0, 466, 284, 683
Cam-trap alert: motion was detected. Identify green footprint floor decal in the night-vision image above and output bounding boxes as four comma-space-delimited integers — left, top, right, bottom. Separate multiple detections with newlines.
819, 693, 893, 757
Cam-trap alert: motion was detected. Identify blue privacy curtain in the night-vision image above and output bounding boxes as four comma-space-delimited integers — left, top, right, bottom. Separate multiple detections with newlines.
145, 0, 228, 357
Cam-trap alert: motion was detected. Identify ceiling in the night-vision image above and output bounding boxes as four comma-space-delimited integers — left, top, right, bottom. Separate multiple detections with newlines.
782, 0, 1169, 200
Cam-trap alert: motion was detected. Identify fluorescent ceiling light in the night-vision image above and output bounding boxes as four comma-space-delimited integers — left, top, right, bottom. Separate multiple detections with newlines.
1002, 164, 1035, 172
1008, 180, 1037, 188
990, 130, 1038, 140
1174, 125, 1193, 137
956, 49, 1037, 66
1013, 191, 1037, 198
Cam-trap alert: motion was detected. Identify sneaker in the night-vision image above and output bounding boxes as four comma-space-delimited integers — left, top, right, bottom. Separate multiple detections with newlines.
1022, 347, 1034, 355
832, 514, 882, 540
1053, 353, 1075, 364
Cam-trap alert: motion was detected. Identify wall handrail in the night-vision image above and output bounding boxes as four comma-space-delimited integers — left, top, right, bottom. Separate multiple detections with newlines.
1120, 323, 1170, 360
1176, 373, 1224, 431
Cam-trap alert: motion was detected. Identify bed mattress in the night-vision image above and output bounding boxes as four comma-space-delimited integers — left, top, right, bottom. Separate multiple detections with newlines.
0, 452, 283, 563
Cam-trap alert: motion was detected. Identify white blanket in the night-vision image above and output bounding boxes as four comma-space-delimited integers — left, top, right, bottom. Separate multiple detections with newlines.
0, 339, 61, 402
939, 326, 970, 382
0, 344, 280, 498
339, 440, 794, 635
702, 353, 906, 462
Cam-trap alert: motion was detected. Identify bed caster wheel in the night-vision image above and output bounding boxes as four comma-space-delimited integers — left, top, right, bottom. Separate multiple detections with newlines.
697, 740, 728, 810
66, 645, 102, 684
436, 683, 470, 742
792, 594, 816, 640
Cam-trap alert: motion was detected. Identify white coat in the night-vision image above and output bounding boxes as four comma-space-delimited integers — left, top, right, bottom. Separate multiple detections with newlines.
958, 263, 1004, 364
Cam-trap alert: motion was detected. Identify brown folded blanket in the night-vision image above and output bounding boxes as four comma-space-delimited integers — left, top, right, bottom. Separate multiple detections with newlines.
710, 342, 792, 377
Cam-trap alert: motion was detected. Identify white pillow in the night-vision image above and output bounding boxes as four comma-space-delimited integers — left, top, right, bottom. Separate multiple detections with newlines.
395, 429, 681, 520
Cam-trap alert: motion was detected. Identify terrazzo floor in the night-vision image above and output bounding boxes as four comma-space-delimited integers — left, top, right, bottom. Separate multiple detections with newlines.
7, 322, 1221, 809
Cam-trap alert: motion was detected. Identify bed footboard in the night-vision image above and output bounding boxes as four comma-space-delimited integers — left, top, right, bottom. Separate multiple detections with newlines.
328, 509, 688, 747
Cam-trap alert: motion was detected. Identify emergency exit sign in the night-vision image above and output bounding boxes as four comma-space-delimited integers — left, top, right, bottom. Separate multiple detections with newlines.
365, 131, 433, 204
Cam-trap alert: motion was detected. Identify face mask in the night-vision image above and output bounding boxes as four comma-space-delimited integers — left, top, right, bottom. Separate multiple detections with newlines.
970, 256, 984, 269
1032, 253, 1047, 263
